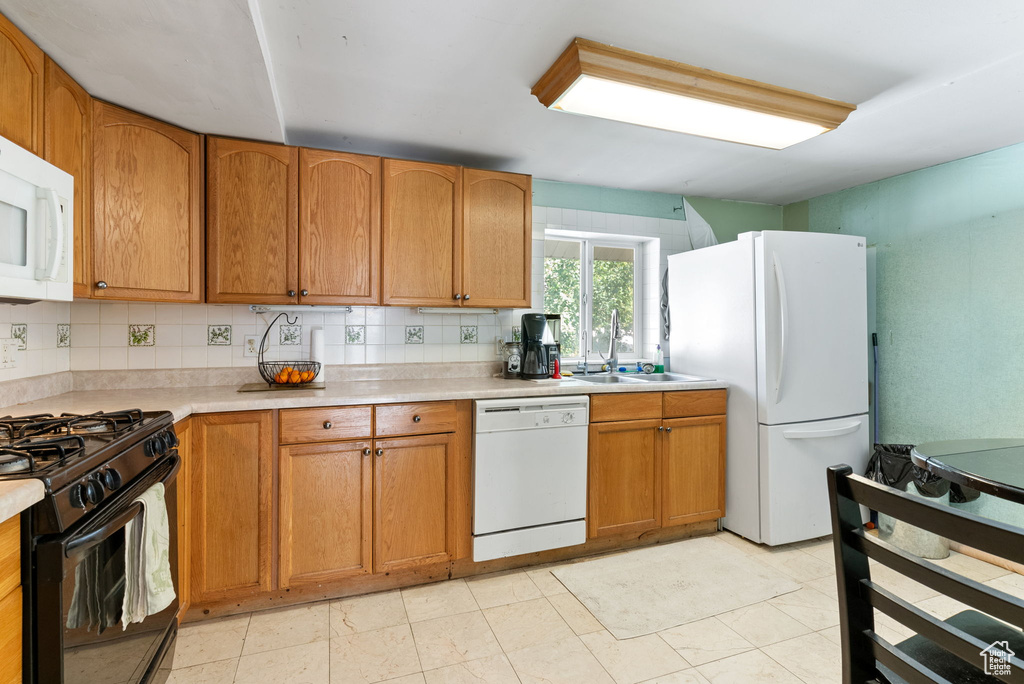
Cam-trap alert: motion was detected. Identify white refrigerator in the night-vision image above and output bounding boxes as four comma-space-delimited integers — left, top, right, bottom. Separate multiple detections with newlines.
668, 230, 870, 545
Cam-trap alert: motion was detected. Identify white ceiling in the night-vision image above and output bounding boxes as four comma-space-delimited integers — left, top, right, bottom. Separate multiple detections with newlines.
4, 0, 1024, 204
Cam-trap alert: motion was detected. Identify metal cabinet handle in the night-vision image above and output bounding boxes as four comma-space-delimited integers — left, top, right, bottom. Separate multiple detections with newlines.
96, 281, 108, 289
453, 293, 462, 300
666, 427, 673, 433
463, 294, 470, 301
301, 289, 309, 296
288, 290, 296, 297
375, 448, 383, 456
323, 421, 332, 429
363, 448, 371, 456
658, 426, 664, 431
413, 415, 421, 423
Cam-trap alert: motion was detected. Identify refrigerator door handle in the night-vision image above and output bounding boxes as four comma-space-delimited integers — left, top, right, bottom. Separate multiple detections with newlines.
772, 251, 789, 404
782, 421, 862, 439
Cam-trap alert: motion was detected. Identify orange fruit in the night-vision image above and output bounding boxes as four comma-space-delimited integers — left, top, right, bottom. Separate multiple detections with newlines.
301, 370, 313, 382
289, 371, 302, 383
274, 371, 287, 384
282, 366, 293, 374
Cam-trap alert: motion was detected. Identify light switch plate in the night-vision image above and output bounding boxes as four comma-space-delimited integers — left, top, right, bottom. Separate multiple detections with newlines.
0, 338, 17, 368
243, 335, 260, 357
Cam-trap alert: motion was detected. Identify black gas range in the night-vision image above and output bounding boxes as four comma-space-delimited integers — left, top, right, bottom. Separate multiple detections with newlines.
0, 409, 181, 684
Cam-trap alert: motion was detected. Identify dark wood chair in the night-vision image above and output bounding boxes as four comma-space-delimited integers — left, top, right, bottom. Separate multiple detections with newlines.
827, 464, 1024, 683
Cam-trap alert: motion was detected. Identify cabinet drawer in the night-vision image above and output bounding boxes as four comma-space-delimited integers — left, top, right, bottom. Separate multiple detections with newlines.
590, 392, 662, 423
279, 406, 372, 444
663, 390, 727, 418
375, 402, 457, 437
0, 515, 18, 600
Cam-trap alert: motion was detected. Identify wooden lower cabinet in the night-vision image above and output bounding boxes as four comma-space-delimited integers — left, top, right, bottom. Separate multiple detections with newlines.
662, 416, 727, 526
189, 412, 274, 604
279, 440, 372, 586
174, 418, 192, 620
0, 514, 21, 684
374, 433, 452, 573
588, 419, 662, 538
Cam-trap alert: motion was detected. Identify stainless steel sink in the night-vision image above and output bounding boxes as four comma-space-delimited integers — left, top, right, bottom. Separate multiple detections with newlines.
573, 374, 645, 384
630, 372, 715, 382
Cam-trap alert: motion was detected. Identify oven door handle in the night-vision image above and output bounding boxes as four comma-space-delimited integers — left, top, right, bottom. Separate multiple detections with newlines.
65, 454, 180, 559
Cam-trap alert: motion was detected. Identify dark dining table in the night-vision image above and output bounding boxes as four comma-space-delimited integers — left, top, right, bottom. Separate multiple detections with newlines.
911, 439, 1024, 506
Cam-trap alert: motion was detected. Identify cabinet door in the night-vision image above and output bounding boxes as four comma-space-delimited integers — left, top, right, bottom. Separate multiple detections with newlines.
588, 419, 662, 538
173, 418, 191, 620
299, 149, 380, 304
44, 58, 92, 298
382, 159, 461, 306
662, 415, 726, 526
0, 587, 21, 684
461, 169, 531, 308
207, 137, 298, 303
374, 433, 452, 572
0, 12, 43, 154
280, 440, 372, 587
92, 102, 203, 301
190, 412, 273, 604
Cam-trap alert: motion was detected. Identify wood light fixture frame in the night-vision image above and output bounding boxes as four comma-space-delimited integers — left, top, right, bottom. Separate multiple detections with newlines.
531, 37, 856, 133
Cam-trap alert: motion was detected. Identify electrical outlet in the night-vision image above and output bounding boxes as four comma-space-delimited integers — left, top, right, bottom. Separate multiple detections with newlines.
0, 338, 16, 369
243, 335, 260, 357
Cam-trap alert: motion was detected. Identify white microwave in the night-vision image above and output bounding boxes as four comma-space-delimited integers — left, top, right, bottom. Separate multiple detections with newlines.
0, 134, 73, 302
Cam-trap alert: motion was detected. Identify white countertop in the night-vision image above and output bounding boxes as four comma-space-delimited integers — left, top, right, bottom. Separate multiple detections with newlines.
2, 375, 728, 423
0, 479, 44, 524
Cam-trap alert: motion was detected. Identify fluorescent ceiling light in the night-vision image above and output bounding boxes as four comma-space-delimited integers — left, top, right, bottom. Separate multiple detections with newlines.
532, 39, 856, 150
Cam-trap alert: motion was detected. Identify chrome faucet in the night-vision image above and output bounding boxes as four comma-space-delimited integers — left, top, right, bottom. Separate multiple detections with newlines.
576, 329, 590, 375
604, 308, 621, 372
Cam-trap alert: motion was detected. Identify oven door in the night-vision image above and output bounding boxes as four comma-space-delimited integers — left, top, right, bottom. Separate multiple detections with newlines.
33, 454, 180, 684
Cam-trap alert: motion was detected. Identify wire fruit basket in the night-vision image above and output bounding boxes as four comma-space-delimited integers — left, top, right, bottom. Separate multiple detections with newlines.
257, 313, 321, 386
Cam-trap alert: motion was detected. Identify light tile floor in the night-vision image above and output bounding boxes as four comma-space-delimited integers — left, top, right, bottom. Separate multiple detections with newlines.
169, 531, 1021, 684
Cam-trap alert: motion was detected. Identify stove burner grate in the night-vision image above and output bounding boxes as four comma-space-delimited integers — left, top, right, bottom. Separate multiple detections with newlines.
0, 435, 87, 473
0, 409, 146, 440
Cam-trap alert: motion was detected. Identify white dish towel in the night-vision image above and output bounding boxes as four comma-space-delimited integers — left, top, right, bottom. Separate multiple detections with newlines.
122, 482, 176, 629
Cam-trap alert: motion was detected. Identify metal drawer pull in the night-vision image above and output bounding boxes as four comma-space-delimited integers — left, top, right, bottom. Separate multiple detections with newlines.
464, 294, 470, 301
363, 448, 371, 456
301, 289, 309, 296
413, 415, 421, 423
665, 427, 673, 433
658, 426, 664, 431
323, 421, 332, 429
375, 448, 383, 456
96, 281, 108, 289
453, 293, 462, 300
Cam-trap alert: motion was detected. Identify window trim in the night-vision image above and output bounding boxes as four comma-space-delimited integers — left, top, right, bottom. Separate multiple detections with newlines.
545, 230, 644, 363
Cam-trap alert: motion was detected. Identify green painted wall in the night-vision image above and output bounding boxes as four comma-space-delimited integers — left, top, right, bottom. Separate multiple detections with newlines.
802, 141, 1024, 444
782, 200, 809, 231
533, 179, 782, 241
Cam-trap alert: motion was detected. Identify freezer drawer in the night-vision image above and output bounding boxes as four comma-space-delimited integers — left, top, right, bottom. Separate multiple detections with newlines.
759, 415, 870, 545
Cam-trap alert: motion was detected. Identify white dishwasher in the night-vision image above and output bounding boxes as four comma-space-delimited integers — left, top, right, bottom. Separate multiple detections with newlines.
473, 395, 589, 562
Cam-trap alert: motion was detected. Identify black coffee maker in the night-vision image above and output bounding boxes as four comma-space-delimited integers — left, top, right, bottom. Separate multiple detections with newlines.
520, 313, 550, 379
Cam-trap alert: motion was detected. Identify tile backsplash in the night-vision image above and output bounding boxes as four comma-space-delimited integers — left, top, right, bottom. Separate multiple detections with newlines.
0, 301, 72, 382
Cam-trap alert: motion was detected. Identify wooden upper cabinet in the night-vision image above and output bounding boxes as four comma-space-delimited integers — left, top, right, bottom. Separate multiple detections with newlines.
374, 433, 452, 572
207, 137, 298, 303
461, 169, 531, 307
279, 440, 373, 587
662, 415, 726, 526
299, 149, 380, 304
382, 159, 461, 306
43, 58, 92, 298
189, 411, 273, 604
0, 12, 43, 154
92, 102, 203, 301
588, 419, 662, 538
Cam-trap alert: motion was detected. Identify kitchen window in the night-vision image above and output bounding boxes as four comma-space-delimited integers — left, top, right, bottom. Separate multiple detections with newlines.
543, 232, 642, 361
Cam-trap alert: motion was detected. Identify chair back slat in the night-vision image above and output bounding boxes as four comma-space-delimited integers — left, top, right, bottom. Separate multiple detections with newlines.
835, 471, 1024, 565
849, 529, 1024, 629
869, 631, 957, 684
864, 580, 1024, 678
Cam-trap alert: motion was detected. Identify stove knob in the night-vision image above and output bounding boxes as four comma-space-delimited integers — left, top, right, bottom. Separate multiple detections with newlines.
84, 480, 103, 505
69, 484, 87, 509
144, 438, 157, 458
100, 468, 122, 491
157, 431, 173, 454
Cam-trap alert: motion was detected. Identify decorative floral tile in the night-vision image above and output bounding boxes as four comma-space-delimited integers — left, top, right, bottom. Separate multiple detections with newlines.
279, 325, 302, 346
460, 326, 478, 344
208, 325, 232, 346
346, 325, 365, 344
10, 324, 27, 351
512, 326, 521, 343
56, 323, 70, 348
405, 326, 424, 344
128, 324, 155, 347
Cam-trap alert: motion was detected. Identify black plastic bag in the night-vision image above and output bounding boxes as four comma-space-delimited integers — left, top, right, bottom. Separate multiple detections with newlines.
865, 443, 950, 498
